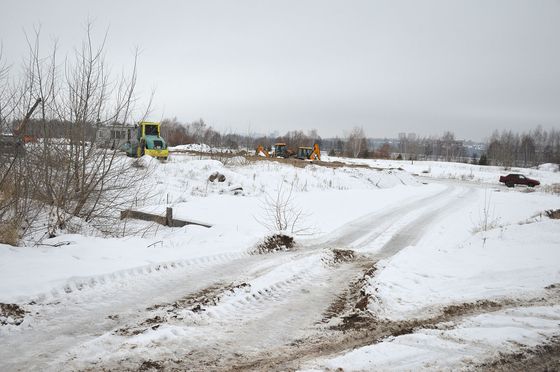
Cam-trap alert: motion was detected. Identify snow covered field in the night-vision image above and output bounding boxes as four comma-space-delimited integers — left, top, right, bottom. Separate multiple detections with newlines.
1, 152, 559, 371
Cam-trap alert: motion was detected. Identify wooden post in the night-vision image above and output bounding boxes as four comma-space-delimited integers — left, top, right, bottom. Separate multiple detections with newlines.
166, 207, 173, 226
120, 207, 212, 228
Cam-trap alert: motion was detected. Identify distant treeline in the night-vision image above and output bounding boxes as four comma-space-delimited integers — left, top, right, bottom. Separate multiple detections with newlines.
486, 127, 560, 167
159, 119, 473, 162
6, 116, 560, 166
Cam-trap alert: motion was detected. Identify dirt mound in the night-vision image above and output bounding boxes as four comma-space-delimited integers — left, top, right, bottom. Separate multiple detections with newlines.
254, 234, 295, 254
332, 249, 356, 263
0, 303, 26, 326
545, 209, 560, 219
322, 249, 358, 268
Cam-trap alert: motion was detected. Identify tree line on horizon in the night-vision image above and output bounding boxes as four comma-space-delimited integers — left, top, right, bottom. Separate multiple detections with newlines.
158, 118, 560, 167
5, 113, 559, 167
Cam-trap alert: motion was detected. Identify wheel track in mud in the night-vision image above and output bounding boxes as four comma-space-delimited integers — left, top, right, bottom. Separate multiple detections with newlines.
2, 183, 476, 371
224, 288, 560, 372
60, 184, 478, 371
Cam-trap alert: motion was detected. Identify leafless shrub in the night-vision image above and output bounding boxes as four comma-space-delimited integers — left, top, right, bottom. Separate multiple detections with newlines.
257, 179, 310, 234
0, 24, 151, 244
471, 188, 501, 235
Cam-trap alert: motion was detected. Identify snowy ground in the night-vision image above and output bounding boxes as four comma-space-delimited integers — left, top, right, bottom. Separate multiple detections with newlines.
1, 152, 559, 371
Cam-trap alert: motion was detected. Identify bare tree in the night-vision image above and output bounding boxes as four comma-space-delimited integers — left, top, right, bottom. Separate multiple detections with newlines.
0, 24, 152, 245
345, 126, 366, 158
257, 180, 309, 234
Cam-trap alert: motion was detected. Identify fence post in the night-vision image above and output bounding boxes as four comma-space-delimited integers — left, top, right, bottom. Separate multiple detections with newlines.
166, 207, 173, 226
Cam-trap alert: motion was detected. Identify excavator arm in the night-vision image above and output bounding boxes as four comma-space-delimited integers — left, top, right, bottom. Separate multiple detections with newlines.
13, 98, 42, 142
310, 143, 320, 161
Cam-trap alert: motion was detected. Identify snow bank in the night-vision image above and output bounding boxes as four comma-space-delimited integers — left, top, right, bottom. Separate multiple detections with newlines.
538, 163, 560, 172
169, 143, 212, 152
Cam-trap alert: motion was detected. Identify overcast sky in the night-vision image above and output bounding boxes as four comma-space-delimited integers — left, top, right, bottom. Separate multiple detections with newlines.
1, 0, 559, 141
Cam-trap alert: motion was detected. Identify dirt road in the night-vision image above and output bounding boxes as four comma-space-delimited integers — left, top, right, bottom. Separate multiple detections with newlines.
1, 182, 557, 371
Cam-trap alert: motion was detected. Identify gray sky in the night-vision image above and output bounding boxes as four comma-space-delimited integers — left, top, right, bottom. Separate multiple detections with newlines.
2, 0, 560, 141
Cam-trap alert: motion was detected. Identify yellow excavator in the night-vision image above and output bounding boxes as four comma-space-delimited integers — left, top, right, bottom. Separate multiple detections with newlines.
256, 145, 269, 157
273, 143, 293, 158
272, 142, 320, 160
297, 143, 321, 161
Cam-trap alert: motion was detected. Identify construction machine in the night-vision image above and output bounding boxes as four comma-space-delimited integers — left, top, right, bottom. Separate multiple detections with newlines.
13, 98, 42, 144
125, 121, 169, 160
296, 143, 321, 161
273, 143, 294, 158
1, 98, 42, 155
256, 145, 269, 157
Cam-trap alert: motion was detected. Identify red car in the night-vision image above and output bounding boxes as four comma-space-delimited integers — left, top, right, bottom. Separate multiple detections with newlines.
499, 173, 540, 188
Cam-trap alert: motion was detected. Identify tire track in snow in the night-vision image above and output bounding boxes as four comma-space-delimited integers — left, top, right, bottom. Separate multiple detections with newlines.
61, 188, 468, 365
306, 183, 454, 250
58, 185, 474, 370
21, 251, 249, 306
0, 252, 282, 370
3, 183, 475, 371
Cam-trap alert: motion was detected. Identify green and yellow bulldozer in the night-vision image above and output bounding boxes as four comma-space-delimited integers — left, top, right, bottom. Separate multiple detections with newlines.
124, 121, 169, 160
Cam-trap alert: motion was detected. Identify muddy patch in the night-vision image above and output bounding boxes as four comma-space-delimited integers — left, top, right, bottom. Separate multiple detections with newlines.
477, 336, 560, 371
322, 264, 376, 325
138, 359, 164, 371
116, 282, 251, 336
545, 209, 560, 219
322, 249, 358, 267
331, 249, 356, 263
441, 299, 504, 317
0, 303, 27, 326
168, 282, 250, 312
253, 234, 295, 254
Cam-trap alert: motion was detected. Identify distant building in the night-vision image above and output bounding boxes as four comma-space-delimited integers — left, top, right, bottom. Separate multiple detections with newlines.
96, 125, 134, 149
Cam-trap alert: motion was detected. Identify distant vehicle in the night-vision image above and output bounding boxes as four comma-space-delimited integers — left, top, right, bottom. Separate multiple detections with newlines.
272, 142, 320, 160
255, 145, 269, 157
0, 98, 42, 154
272, 143, 292, 158
296, 143, 321, 161
124, 121, 169, 160
499, 173, 540, 188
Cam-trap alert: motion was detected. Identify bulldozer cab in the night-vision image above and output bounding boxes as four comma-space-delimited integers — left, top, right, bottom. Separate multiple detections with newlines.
297, 147, 313, 159
273, 143, 288, 158
140, 122, 160, 138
